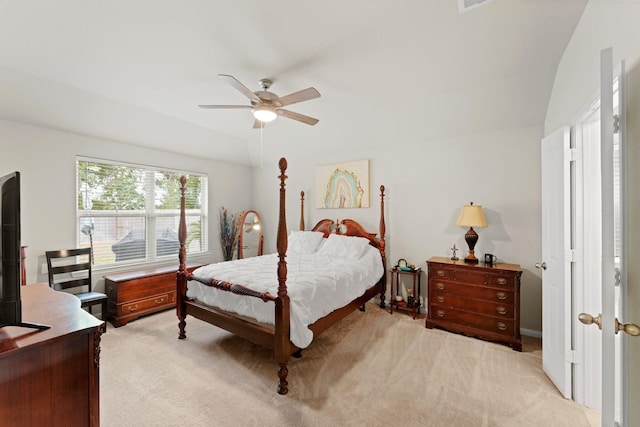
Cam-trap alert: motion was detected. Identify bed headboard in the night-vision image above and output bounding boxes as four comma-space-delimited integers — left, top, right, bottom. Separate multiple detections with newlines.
301, 185, 387, 256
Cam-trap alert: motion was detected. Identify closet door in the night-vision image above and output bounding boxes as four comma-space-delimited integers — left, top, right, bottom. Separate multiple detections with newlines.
540, 126, 572, 399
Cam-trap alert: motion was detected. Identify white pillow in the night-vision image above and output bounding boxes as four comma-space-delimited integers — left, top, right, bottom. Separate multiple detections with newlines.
316, 233, 371, 259
287, 231, 325, 255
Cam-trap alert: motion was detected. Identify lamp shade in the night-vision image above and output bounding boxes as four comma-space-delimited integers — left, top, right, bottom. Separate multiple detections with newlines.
253, 106, 277, 123
456, 202, 488, 228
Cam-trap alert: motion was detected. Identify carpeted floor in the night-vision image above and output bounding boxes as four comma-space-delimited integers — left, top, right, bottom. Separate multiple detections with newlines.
100, 304, 600, 426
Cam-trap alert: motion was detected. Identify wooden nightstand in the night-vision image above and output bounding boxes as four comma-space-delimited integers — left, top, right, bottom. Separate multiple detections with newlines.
389, 267, 422, 319
425, 257, 522, 351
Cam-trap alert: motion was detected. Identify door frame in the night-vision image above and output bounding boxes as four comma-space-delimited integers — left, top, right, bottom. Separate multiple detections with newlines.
572, 98, 603, 409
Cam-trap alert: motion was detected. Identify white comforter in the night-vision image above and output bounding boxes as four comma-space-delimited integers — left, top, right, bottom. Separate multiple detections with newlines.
187, 245, 383, 348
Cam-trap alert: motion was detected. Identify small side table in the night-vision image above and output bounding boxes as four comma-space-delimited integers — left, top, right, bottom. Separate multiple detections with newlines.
389, 267, 422, 319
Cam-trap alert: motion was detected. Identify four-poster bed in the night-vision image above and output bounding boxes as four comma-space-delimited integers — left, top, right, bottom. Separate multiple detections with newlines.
176, 158, 387, 394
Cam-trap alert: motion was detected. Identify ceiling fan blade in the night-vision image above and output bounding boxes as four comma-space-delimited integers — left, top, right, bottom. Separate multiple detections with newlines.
218, 74, 261, 104
198, 105, 252, 109
277, 87, 321, 107
278, 109, 319, 126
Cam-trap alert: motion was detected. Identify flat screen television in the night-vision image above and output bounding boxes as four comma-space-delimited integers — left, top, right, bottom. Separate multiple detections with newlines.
0, 171, 48, 330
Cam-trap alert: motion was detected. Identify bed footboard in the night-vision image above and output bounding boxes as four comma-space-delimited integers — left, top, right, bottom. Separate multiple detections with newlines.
188, 275, 276, 302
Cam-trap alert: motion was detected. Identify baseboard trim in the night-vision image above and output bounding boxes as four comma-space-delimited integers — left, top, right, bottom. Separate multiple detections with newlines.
520, 328, 542, 338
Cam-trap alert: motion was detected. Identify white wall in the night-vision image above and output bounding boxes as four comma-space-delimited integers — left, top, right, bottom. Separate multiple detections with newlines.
0, 119, 251, 291
545, 0, 640, 133
545, 0, 640, 422
252, 124, 544, 332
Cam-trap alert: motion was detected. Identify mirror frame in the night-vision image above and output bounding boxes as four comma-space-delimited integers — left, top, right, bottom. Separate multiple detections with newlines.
237, 210, 264, 259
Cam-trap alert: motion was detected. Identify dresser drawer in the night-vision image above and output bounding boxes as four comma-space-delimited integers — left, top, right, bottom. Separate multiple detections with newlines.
428, 279, 515, 304
116, 292, 175, 317
452, 270, 514, 287
429, 306, 515, 337
430, 293, 514, 318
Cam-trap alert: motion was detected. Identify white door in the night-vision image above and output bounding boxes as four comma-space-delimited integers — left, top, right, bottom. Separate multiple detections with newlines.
577, 47, 640, 427
599, 46, 618, 427
624, 55, 640, 427
540, 126, 572, 399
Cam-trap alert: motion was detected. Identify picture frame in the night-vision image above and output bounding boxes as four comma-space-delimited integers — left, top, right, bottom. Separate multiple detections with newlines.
316, 160, 370, 208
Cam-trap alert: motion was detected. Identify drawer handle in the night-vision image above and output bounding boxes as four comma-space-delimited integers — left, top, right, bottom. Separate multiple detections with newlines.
496, 306, 507, 315
436, 283, 445, 290
436, 310, 445, 318
436, 270, 445, 277
436, 296, 445, 303
497, 322, 507, 331
497, 278, 507, 285
155, 298, 165, 305
496, 291, 507, 300
128, 304, 138, 312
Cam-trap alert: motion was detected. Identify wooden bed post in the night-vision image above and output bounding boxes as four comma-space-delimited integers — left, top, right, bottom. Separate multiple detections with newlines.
274, 158, 291, 395
379, 185, 387, 308
299, 191, 305, 231
177, 176, 188, 339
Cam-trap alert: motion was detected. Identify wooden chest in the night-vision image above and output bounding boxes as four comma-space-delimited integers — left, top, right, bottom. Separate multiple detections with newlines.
105, 264, 201, 327
425, 257, 522, 351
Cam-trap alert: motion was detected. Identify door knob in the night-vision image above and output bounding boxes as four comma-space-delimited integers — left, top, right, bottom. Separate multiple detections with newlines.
615, 319, 640, 336
579, 313, 640, 337
535, 262, 547, 270
579, 312, 602, 329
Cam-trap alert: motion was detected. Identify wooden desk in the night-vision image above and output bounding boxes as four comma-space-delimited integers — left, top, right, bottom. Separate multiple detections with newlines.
0, 284, 104, 426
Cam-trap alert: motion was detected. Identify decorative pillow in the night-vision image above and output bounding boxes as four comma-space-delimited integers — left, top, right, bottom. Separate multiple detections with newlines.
316, 233, 371, 259
287, 231, 325, 255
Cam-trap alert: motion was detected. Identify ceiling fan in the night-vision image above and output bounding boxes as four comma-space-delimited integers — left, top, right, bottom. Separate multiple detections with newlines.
244, 217, 261, 233
199, 74, 321, 128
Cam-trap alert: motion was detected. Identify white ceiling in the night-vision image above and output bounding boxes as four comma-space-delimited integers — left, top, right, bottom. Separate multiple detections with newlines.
0, 0, 587, 166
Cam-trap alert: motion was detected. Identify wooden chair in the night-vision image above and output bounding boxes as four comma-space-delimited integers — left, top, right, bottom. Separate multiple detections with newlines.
45, 248, 108, 323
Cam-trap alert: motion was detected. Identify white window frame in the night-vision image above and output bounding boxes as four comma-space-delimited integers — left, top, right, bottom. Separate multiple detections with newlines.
76, 157, 208, 269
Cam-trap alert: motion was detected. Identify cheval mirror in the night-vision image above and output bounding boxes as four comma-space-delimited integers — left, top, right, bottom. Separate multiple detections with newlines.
238, 210, 263, 259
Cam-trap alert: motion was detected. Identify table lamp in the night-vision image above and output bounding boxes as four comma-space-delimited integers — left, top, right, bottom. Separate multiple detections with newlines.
456, 202, 488, 263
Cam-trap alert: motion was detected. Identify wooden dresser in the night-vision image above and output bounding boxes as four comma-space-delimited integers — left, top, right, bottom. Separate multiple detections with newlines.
105, 264, 201, 327
425, 257, 522, 351
0, 284, 103, 426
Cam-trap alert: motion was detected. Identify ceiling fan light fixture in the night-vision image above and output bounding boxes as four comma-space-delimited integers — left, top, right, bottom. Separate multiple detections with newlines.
203, 74, 320, 127
253, 106, 277, 123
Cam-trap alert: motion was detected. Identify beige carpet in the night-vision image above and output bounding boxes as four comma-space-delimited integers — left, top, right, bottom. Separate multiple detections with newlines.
100, 304, 599, 427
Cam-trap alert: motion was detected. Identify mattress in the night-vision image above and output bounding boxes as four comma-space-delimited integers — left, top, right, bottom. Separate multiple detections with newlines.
187, 244, 383, 348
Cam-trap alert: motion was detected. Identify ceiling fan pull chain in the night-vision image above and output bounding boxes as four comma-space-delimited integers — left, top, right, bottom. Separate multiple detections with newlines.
260, 123, 264, 169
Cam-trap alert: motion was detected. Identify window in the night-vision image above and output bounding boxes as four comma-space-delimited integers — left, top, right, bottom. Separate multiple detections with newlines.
76, 158, 207, 267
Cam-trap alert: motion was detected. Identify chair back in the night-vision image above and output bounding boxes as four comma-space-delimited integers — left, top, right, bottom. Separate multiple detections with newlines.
45, 248, 93, 294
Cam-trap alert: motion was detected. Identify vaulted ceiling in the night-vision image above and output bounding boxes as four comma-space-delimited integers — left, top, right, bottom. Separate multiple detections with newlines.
0, 0, 587, 166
